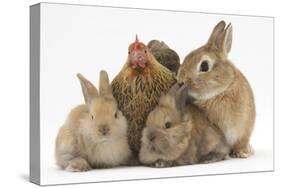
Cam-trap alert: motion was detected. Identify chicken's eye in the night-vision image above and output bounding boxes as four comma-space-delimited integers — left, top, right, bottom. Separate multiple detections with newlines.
199, 61, 209, 72
128, 51, 130, 55
144, 50, 147, 54
164, 122, 172, 129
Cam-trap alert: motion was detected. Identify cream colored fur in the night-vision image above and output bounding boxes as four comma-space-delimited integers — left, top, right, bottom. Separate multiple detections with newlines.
55, 71, 131, 172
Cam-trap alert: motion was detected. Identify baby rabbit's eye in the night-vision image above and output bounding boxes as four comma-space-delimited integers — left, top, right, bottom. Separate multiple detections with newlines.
164, 122, 172, 129
91, 115, 94, 120
114, 112, 118, 119
199, 61, 209, 72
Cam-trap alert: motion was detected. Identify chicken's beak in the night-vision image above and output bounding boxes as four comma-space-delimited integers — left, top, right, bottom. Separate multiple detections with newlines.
130, 50, 146, 69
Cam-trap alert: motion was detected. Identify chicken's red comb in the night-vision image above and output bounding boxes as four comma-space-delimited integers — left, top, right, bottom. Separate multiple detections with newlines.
135, 35, 139, 43
134, 34, 140, 51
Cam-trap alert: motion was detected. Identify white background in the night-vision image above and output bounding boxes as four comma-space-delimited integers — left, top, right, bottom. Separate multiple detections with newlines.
39, 3, 274, 185
0, 0, 280, 188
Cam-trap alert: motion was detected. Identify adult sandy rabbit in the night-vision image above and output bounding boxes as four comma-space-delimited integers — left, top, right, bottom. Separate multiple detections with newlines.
177, 21, 256, 158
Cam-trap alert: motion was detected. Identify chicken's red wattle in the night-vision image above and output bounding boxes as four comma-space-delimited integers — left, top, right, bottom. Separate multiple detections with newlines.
132, 61, 145, 69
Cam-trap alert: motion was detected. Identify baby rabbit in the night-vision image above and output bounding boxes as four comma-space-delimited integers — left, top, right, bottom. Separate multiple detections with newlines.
139, 84, 230, 167
177, 21, 256, 158
55, 70, 131, 172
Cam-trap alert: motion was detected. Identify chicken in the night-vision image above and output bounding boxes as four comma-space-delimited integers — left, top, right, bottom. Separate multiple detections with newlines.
147, 40, 180, 74
111, 36, 177, 154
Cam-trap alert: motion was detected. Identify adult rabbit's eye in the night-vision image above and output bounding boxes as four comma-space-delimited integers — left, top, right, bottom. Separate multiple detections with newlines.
91, 115, 94, 120
114, 112, 118, 119
200, 61, 209, 72
165, 122, 172, 129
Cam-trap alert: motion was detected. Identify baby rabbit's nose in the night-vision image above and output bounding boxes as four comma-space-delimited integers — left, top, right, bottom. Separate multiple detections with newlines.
148, 133, 156, 142
99, 125, 109, 135
178, 81, 185, 87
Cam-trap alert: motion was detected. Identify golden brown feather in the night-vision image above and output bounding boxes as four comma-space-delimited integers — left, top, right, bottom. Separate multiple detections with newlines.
147, 40, 180, 74
111, 39, 176, 153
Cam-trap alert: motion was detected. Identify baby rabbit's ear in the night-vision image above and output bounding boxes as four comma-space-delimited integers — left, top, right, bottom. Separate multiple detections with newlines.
77, 73, 98, 106
99, 70, 113, 98
207, 20, 233, 55
158, 83, 182, 109
175, 85, 194, 113
167, 83, 181, 96
159, 94, 177, 110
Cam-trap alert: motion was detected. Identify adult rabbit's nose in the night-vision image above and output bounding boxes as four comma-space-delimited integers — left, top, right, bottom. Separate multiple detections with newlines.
178, 81, 185, 87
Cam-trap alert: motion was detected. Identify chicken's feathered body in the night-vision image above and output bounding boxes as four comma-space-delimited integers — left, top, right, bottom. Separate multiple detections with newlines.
111, 38, 176, 153
147, 40, 180, 74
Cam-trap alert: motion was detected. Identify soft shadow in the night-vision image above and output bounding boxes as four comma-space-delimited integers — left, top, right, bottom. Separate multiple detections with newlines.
19, 174, 29, 182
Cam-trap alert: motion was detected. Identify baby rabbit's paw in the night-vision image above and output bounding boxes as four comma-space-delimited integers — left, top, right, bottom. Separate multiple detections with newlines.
201, 152, 229, 164
66, 157, 91, 172
230, 151, 250, 158
230, 145, 254, 158
153, 159, 174, 168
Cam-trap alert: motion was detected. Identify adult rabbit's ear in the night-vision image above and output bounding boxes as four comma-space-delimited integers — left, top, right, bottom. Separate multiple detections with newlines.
207, 21, 233, 56
77, 73, 98, 107
207, 20, 226, 47
220, 23, 233, 54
